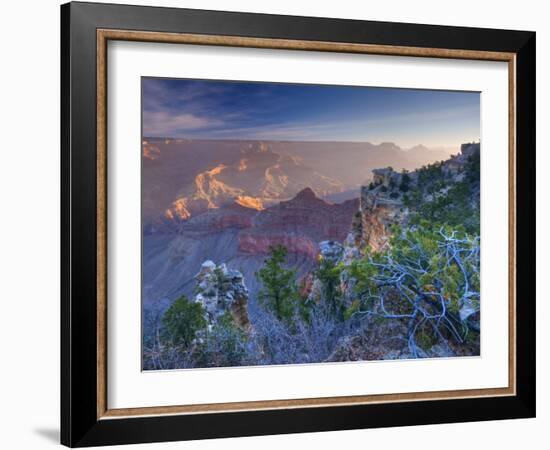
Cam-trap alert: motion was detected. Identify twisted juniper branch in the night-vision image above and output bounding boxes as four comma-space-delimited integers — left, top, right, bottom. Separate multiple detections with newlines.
350, 228, 479, 356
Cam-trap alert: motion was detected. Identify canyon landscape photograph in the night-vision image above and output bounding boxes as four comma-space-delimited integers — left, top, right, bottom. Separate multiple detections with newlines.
141, 77, 481, 370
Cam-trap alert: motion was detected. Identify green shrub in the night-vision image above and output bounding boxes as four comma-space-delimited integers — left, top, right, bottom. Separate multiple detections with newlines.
162, 296, 207, 347
344, 299, 361, 321
403, 151, 480, 234
416, 329, 435, 351
399, 172, 411, 192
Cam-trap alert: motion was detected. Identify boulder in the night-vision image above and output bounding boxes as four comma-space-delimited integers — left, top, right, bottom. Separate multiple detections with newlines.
319, 240, 344, 262
194, 260, 251, 331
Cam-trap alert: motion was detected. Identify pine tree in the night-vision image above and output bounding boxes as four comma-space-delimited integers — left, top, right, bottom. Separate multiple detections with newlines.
256, 245, 298, 321
315, 257, 344, 319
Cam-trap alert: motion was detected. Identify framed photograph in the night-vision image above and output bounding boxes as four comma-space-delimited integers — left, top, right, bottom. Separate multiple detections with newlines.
61, 1, 536, 447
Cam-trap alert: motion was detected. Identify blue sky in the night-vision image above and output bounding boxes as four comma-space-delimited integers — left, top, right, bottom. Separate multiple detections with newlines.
142, 78, 480, 148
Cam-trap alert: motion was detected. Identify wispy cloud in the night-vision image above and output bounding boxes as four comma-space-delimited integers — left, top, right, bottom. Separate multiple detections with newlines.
141, 78, 480, 147
206, 121, 337, 140
143, 78, 230, 110
143, 111, 223, 136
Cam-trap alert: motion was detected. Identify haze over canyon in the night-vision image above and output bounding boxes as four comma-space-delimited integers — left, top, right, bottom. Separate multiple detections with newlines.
142, 138, 454, 308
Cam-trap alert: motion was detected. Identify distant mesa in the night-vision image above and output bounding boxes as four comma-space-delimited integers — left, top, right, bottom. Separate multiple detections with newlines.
293, 187, 317, 200
238, 234, 319, 259
234, 196, 264, 210
164, 198, 192, 221
407, 144, 430, 153
142, 141, 161, 160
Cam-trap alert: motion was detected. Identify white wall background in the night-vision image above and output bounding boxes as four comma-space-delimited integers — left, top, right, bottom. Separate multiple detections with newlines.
0, 0, 545, 449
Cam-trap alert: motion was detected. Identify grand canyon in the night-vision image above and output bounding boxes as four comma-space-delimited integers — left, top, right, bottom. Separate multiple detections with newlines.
141, 78, 481, 370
